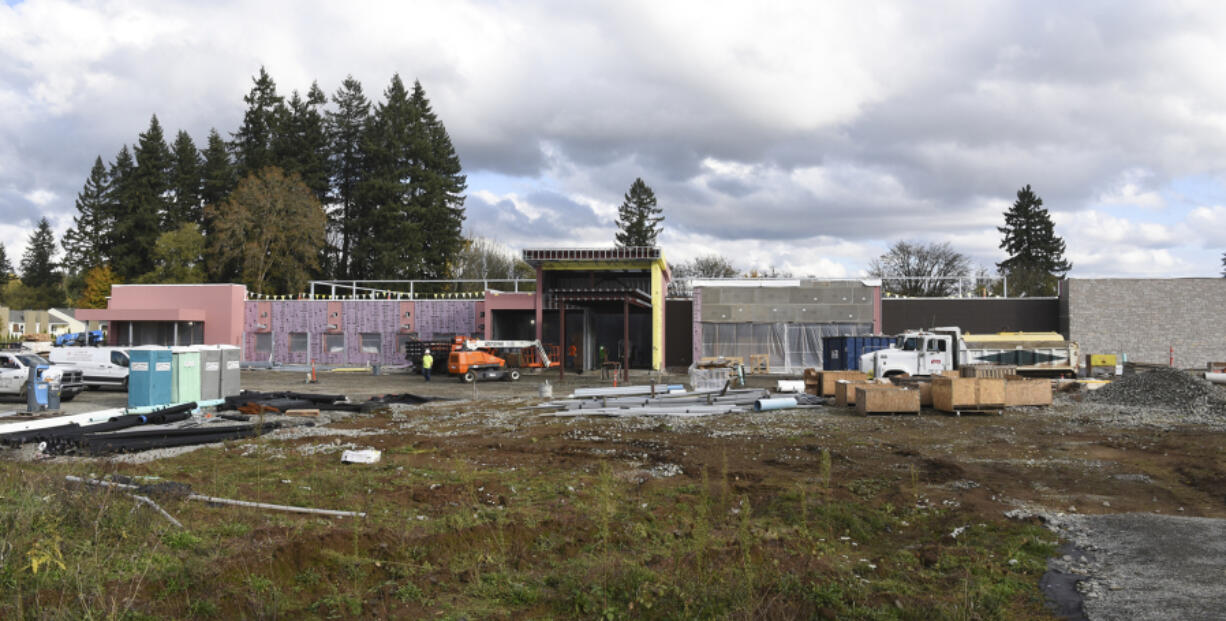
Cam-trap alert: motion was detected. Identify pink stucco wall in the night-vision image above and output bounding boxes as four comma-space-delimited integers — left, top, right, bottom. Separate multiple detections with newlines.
106, 284, 246, 346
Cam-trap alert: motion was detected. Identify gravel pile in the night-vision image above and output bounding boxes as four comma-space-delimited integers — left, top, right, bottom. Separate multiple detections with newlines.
1086, 369, 1226, 416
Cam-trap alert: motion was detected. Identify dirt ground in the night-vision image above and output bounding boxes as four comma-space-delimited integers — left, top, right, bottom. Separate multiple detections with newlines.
14, 367, 1226, 618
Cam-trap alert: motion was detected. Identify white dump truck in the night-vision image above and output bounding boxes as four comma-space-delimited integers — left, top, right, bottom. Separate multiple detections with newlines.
859, 327, 1080, 378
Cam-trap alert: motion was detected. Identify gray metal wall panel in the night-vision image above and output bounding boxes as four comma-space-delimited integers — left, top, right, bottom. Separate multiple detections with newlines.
882, 298, 1059, 334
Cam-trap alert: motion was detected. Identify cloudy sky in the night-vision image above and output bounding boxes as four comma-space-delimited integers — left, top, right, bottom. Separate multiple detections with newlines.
4, 0, 1226, 279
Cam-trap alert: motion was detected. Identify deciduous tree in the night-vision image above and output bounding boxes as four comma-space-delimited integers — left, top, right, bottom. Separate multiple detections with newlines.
615, 178, 663, 247
76, 264, 118, 309
672, 254, 739, 279
206, 167, 325, 295
997, 185, 1071, 296
868, 241, 972, 297
138, 223, 206, 284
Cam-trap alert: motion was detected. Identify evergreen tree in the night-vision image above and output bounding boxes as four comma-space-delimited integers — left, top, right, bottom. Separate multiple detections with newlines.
273, 83, 330, 202
167, 130, 203, 230
0, 242, 12, 283
105, 145, 138, 276
614, 177, 663, 247
231, 67, 285, 180
327, 75, 371, 279
111, 117, 171, 280
21, 217, 60, 290
61, 155, 113, 273
351, 75, 421, 279
200, 128, 236, 282
1221, 251, 1225, 277
996, 185, 1072, 296
201, 128, 236, 208
409, 79, 467, 280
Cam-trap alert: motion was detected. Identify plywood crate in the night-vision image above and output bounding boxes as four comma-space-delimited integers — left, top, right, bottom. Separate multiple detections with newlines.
890, 377, 933, 406
932, 377, 1006, 412
820, 371, 868, 396
960, 364, 1017, 379
856, 387, 921, 415
834, 380, 873, 407
803, 368, 822, 395
1004, 376, 1052, 406
940, 370, 961, 378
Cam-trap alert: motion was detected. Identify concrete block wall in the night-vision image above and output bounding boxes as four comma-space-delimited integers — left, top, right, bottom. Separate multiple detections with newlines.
698, 281, 875, 324
1061, 278, 1226, 368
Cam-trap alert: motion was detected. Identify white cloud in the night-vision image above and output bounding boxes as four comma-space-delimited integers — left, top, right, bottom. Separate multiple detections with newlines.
4, 1, 1226, 279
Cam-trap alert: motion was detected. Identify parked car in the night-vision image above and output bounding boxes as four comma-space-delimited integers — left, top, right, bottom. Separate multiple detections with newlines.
48, 346, 130, 390
0, 350, 85, 400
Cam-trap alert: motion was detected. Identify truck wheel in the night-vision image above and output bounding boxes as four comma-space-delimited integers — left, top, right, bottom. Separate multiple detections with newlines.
462, 370, 476, 383
508, 369, 521, 381
121, 377, 129, 392
61, 392, 76, 402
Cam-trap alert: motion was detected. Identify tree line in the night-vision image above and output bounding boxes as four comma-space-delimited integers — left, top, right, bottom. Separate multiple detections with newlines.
8, 67, 468, 307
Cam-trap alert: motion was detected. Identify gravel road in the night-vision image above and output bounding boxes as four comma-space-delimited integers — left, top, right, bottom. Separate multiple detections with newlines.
1045, 512, 1226, 620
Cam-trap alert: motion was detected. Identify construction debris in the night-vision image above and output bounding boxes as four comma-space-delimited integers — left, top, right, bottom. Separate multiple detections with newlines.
341, 449, 382, 464
66, 475, 366, 518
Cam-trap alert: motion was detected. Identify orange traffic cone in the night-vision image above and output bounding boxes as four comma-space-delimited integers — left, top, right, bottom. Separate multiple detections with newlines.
309, 360, 318, 384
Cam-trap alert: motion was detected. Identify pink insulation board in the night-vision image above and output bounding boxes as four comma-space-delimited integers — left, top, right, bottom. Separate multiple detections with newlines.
243, 299, 481, 365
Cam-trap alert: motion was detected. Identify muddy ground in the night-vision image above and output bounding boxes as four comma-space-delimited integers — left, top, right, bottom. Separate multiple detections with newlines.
18, 367, 1226, 618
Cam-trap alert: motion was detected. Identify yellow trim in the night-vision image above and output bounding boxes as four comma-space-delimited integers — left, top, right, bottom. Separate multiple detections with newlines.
651, 262, 663, 370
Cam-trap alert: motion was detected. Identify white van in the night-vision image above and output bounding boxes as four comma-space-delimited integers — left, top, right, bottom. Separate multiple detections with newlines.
48, 346, 130, 389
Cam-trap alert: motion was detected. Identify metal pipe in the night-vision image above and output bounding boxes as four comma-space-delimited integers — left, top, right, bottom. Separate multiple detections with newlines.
66, 476, 365, 518
753, 397, 798, 412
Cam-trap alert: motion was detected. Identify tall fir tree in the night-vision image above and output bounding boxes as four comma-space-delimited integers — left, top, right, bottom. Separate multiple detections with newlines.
409, 79, 467, 280
111, 116, 171, 280
0, 242, 12, 283
231, 67, 285, 180
105, 145, 138, 277
996, 184, 1072, 296
167, 130, 203, 230
327, 75, 372, 279
21, 217, 60, 289
614, 178, 663, 247
61, 155, 114, 273
351, 74, 419, 280
201, 128, 236, 209
273, 83, 330, 203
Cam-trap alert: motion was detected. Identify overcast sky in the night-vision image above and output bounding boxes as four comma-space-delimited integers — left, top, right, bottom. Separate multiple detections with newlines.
4, 0, 1226, 279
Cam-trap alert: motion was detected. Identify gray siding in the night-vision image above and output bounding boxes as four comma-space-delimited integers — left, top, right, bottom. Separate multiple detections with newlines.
698, 282, 874, 324
1065, 278, 1226, 368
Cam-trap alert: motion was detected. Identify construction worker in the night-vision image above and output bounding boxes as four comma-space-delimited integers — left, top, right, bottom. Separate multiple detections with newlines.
567, 341, 578, 371
421, 350, 433, 381
599, 344, 608, 379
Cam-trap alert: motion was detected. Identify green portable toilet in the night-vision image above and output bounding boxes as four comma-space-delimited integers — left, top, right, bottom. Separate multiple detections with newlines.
171, 347, 202, 404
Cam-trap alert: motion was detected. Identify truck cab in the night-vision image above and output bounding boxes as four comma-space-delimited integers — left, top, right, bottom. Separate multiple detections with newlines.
860, 328, 960, 378
0, 350, 85, 400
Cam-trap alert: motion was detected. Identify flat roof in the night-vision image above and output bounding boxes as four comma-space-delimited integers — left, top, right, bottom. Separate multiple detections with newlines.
75, 308, 208, 322
523, 247, 662, 264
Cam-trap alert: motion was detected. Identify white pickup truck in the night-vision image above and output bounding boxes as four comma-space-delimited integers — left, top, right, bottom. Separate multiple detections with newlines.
0, 350, 85, 400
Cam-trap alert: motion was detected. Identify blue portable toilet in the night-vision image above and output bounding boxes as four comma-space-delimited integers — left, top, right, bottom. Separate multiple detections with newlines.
128, 347, 173, 408
823, 336, 895, 371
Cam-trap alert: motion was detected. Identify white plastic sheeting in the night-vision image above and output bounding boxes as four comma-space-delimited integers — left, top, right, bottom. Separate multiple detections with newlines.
699, 322, 872, 373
